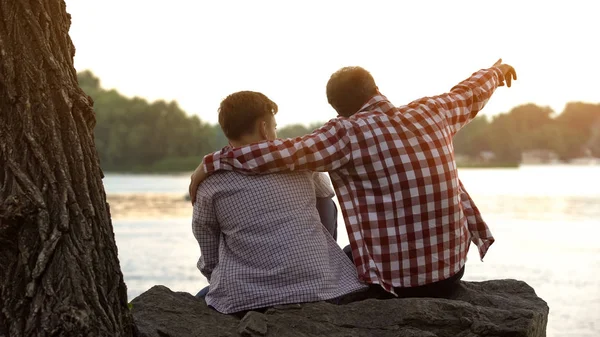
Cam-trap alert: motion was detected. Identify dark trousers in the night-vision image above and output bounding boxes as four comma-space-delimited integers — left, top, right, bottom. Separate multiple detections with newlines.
364, 266, 465, 300
195, 286, 209, 298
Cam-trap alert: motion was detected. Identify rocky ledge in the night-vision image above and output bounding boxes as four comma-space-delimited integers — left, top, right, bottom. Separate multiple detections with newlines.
131, 279, 548, 337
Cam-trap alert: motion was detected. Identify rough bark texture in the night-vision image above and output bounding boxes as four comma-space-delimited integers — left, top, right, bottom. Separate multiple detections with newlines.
132, 280, 549, 337
0, 1, 134, 336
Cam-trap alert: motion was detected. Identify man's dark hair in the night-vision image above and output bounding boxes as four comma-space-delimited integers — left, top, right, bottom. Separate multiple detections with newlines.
218, 91, 278, 140
326, 66, 378, 117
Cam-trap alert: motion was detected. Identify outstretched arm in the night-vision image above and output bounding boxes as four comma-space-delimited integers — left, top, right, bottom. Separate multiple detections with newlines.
423, 59, 516, 135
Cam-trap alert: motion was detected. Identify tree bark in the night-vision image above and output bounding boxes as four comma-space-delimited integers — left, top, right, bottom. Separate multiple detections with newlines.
0, 1, 134, 336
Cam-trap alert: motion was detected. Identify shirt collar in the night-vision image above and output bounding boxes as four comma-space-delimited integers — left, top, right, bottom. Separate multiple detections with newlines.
357, 94, 390, 113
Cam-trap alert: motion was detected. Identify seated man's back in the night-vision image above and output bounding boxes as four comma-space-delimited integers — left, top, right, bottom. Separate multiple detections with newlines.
194, 170, 365, 314
192, 91, 365, 314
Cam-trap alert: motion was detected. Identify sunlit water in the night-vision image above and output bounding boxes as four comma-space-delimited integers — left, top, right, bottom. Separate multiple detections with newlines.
104, 165, 600, 337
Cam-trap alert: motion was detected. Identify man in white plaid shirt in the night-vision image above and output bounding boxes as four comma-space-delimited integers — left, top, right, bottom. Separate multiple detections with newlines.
190, 59, 517, 298
192, 91, 366, 315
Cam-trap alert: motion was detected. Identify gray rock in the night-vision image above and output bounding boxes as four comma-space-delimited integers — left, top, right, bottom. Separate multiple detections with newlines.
131, 280, 549, 337
238, 311, 268, 336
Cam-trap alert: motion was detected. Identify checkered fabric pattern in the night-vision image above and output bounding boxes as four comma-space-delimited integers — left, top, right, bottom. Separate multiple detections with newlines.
192, 171, 366, 314
203, 67, 502, 293
312, 172, 335, 198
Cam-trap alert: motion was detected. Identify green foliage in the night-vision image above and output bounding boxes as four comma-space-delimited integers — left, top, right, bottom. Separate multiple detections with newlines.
455, 102, 600, 162
454, 116, 491, 157
144, 156, 206, 173
277, 122, 326, 139
79, 71, 227, 173
79, 70, 599, 172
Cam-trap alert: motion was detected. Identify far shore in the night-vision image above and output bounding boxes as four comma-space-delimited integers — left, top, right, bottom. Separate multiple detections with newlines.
101, 162, 600, 176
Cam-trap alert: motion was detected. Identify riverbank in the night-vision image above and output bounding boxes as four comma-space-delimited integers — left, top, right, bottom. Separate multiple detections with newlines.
103, 161, 521, 174
102, 156, 200, 174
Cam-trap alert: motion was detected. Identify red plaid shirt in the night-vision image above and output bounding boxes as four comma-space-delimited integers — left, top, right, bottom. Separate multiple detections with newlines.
203, 67, 502, 292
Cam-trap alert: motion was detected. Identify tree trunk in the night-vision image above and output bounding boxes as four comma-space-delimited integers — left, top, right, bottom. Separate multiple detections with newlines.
0, 1, 134, 336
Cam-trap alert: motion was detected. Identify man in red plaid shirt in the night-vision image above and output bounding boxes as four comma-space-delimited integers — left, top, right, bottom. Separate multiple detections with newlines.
189, 59, 517, 298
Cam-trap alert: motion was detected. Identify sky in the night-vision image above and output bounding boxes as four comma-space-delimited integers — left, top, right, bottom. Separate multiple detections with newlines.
65, 0, 600, 127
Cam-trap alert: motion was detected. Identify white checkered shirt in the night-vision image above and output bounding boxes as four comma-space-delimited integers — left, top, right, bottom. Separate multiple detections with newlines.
192, 171, 366, 314
203, 67, 501, 293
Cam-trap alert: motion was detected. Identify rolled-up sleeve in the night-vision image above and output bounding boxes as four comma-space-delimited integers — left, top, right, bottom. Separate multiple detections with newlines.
313, 172, 338, 240
312, 172, 335, 198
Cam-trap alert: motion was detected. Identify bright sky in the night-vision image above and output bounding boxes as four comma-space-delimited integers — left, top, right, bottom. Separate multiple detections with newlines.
66, 0, 599, 127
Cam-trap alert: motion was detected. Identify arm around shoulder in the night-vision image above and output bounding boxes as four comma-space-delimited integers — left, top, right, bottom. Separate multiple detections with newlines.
205, 118, 356, 175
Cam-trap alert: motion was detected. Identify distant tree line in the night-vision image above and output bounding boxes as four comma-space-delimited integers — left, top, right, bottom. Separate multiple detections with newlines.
79, 71, 222, 172
453, 102, 600, 163
79, 71, 600, 172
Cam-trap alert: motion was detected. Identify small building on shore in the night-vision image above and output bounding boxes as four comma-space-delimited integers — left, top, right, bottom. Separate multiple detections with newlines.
521, 149, 560, 165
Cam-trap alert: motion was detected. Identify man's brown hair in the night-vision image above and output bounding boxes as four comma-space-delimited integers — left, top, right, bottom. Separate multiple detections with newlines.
218, 91, 278, 140
326, 66, 378, 117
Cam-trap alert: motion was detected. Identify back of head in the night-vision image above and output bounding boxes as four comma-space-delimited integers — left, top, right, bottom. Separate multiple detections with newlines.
326, 66, 378, 117
218, 91, 278, 141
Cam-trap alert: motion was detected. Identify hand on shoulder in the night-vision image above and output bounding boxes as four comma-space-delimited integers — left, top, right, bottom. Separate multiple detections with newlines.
189, 160, 208, 204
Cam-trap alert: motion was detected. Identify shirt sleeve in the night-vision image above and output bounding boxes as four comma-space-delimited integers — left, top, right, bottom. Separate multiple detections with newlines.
312, 172, 335, 198
192, 189, 220, 282
315, 197, 338, 241
425, 67, 504, 135
202, 118, 355, 175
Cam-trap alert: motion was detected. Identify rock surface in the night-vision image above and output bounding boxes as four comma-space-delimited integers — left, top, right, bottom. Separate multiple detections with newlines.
131, 279, 548, 337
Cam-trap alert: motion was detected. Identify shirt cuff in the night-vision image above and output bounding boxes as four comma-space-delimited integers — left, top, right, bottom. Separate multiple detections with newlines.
490, 66, 505, 86
202, 152, 220, 174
